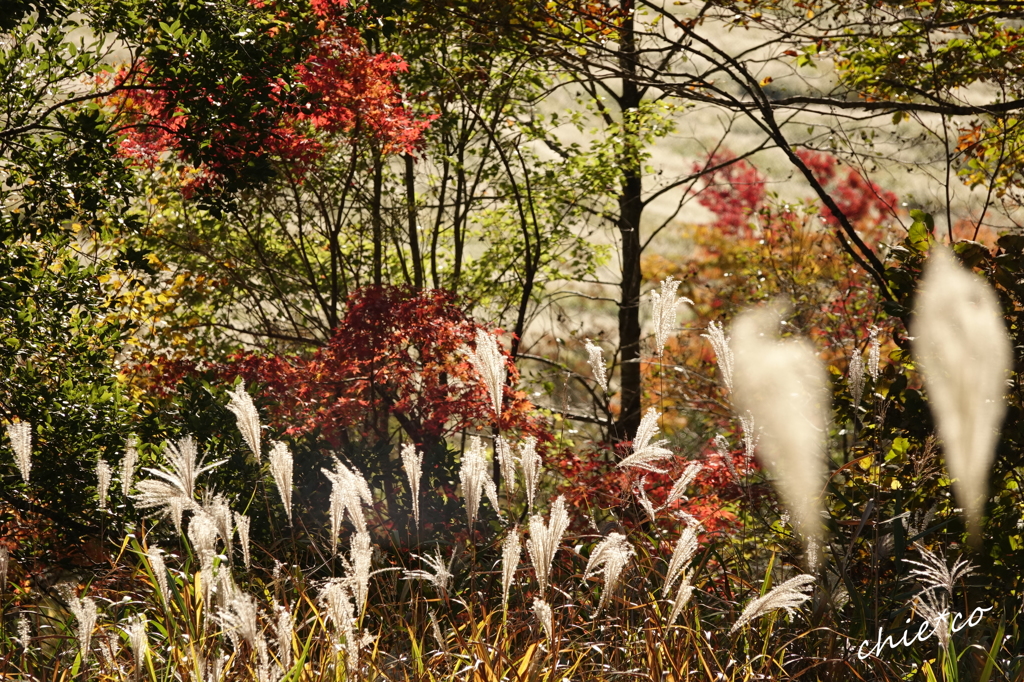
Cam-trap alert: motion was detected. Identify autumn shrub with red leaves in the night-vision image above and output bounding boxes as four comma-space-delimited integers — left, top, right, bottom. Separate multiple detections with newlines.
127, 286, 552, 540
106, 0, 432, 196
228, 286, 547, 455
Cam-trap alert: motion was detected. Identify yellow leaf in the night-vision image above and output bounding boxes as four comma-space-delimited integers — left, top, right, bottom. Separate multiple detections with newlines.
760, 76, 773, 86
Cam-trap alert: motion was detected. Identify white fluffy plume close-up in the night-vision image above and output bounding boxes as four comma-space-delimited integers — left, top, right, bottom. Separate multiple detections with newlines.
730, 303, 829, 549
911, 246, 1012, 544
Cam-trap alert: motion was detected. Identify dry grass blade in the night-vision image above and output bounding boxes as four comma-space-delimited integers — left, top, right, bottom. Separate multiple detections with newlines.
730, 574, 815, 633
911, 246, 1012, 544
731, 304, 829, 548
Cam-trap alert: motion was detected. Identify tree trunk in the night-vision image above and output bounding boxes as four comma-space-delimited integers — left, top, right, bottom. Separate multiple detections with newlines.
614, 0, 644, 441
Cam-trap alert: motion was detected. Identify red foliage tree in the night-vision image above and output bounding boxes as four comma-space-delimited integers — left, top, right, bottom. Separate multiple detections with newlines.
693, 150, 767, 238
109, 0, 432, 196
795, 149, 898, 228
229, 286, 546, 455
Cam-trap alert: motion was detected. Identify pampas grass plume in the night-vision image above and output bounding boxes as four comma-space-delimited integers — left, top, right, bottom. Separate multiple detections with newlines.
459, 436, 498, 528
583, 532, 634, 611
121, 436, 139, 498
519, 436, 541, 511
96, 458, 112, 511
730, 574, 815, 633
227, 380, 261, 459
502, 529, 521, 612
7, 421, 31, 484
584, 339, 609, 392
467, 330, 507, 419
268, 441, 293, 525
401, 443, 423, 530
618, 407, 673, 473
527, 495, 571, 593
731, 304, 829, 548
911, 247, 1012, 544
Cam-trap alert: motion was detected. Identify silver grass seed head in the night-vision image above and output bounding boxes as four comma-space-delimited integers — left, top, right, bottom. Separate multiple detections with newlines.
268, 441, 293, 525
702, 320, 734, 393
502, 529, 521, 611
731, 304, 829, 549
459, 436, 498, 528
618, 407, 673, 473
134, 435, 226, 533
121, 436, 139, 498
667, 573, 695, 625
583, 532, 634, 611
96, 459, 112, 511
495, 436, 518, 499
467, 329, 507, 420
519, 436, 542, 511
7, 421, 31, 484
665, 461, 704, 508
323, 460, 373, 550
635, 478, 658, 524
146, 545, 169, 605
650, 277, 693, 356
664, 525, 699, 596
273, 600, 293, 672
730, 574, 815, 633
584, 339, 609, 392
235, 511, 252, 569
347, 531, 373, 616
911, 247, 1012, 545
15, 614, 30, 649
849, 347, 865, 411
205, 493, 234, 562
526, 495, 571, 594
532, 597, 554, 643
226, 380, 261, 459
61, 585, 98, 661
913, 589, 952, 651
905, 544, 974, 597
126, 615, 148, 673
868, 325, 882, 381
400, 443, 423, 529
403, 547, 454, 595
188, 510, 220, 575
